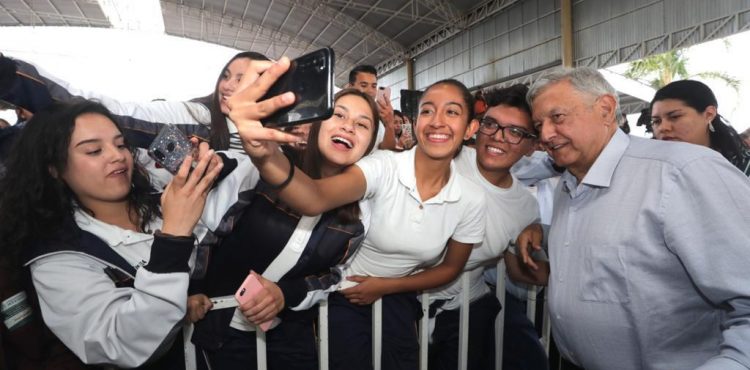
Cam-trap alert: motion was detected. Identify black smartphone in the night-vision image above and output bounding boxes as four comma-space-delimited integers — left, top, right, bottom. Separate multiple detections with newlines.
260, 47, 334, 127
147, 124, 193, 174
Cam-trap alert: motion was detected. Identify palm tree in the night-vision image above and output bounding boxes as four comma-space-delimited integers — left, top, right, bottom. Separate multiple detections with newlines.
625, 49, 740, 91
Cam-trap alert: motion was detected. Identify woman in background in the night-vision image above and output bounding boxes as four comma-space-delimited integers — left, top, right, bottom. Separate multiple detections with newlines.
650, 79, 750, 175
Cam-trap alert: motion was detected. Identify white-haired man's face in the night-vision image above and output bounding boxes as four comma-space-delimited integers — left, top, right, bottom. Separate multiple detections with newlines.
530, 80, 618, 180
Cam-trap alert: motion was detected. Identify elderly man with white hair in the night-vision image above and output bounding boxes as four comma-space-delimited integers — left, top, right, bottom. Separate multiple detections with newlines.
520, 67, 750, 370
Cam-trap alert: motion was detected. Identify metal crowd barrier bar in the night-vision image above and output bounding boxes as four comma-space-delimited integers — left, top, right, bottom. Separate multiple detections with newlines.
494, 259, 508, 370
419, 292, 430, 370
256, 328, 268, 370
458, 273, 471, 370
318, 300, 330, 370
244, 258, 551, 370
373, 298, 384, 370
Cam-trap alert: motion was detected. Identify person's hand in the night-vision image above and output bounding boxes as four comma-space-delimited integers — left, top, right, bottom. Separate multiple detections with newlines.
517, 223, 544, 271
377, 98, 395, 129
186, 294, 213, 323
399, 129, 414, 149
227, 57, 302, 162
160, 145, 223, 236
238, 272, 285, 326
503, 250, 550, 286
340, 276, 392, 305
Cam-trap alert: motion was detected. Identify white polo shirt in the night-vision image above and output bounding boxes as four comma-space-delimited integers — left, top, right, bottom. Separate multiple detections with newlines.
429, 147, 539, 310
346, 147, 486, 279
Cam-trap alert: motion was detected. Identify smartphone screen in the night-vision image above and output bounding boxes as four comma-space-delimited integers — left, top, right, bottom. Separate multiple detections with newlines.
260, 47, 334, 128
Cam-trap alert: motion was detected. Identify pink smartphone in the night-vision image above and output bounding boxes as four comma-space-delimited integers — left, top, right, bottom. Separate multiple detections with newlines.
376, 86, 391, 104
234, 272, 272, 331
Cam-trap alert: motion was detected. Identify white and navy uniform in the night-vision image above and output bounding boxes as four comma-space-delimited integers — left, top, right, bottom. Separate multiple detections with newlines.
10, 58, 249, 189
426, 147, 540, 370
24, 153, 261, 368
329, 147, 486, 370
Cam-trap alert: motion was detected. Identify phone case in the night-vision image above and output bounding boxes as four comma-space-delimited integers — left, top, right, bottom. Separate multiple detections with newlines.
234, 272, 273, 331
401, 123, 412, 137
376, 87, 391, 104
260, 47, 334, 127
147, 125, 192, 174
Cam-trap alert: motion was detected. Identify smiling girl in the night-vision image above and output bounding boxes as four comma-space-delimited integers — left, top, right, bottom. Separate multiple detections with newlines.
191, 89, 380, 370
229, 62, 486, 369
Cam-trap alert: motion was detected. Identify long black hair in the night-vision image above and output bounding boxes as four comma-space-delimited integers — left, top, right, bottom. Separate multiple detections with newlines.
651, 80, 749, 163
299, 89, 380, 223
0, 101, 160, 282
192, 51, 271, 150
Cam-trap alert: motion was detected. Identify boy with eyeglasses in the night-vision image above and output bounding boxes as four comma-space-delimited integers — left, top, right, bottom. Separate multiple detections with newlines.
427, 84, 549, 370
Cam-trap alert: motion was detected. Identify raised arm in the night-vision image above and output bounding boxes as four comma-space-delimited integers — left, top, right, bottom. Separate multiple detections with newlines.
8, 57, 211, 148
30, 151, 222, 367
228, 57, 368, 215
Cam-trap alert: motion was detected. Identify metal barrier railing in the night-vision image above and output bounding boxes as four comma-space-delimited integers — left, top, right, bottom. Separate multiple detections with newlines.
200, 258, 549, 370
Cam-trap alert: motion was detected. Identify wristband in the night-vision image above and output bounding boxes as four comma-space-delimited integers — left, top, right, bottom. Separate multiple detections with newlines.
154, 230, 195, 241
267, 151, 295, 190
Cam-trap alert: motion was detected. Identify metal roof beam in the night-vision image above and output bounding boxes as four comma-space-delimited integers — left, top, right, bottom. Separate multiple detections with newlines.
44, 0, 71, 26
0, 7, 110, 26
575, 9, 750, 69
279, 3, 321, 56
419, 0, 462, 23
283, 0, 405, 55
0, 2, 24, 24
338, 0, 441, 77
376, 0, 519, 76
161, 1, 313, 52
322, 0, 444, 25
299, 0, 353, 55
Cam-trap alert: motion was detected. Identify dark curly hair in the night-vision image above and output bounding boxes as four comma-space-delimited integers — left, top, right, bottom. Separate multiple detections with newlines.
0, 100, 160, 282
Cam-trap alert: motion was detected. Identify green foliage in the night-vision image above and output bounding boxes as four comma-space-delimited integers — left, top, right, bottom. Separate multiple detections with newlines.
625, 49, 740, 92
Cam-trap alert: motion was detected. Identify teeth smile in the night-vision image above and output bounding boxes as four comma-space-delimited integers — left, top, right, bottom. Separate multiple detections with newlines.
428, 133, 450, 140
332, 136, 353, 149
487, 146, 504, 154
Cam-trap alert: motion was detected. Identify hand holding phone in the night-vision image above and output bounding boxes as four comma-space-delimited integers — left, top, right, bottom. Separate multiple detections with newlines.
376, 86, 391, 105
234, 272, 274, 331
260, 47, 335, 128
148, 125, 193, 174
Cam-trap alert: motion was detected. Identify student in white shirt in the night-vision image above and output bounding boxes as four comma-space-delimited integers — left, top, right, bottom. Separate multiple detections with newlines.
228, 62, 485, 369
427, 84, 545, 370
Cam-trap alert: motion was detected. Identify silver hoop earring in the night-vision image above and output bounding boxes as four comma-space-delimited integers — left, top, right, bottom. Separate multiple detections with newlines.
708, 122, 715, 133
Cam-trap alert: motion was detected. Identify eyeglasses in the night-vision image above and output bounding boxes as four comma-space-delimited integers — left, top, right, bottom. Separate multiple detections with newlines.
479, 118, 537, 144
